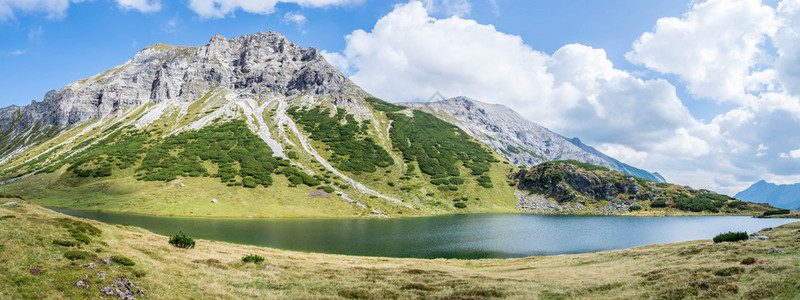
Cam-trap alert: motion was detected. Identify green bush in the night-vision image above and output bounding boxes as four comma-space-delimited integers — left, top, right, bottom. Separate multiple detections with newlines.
762, 209, 791, 216
726, 200, 748, 209
70, 230, 91, 244
713, 232, 748, 243
242, 254, 265, 264
651, 198, 668, 208
321, 186, 335, 193
741, 257, 756, 265
629, 205, 642, 211
169, 232, 196, 249
52, 240, 79, 247
454, 202, 467, 209
64, 250, 95, 260
713, 266, 744, 276
111, 256, 136, 266
655, 182, 672, 188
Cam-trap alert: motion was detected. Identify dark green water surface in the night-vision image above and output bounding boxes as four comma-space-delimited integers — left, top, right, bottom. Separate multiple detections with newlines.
53, 209, 796, 259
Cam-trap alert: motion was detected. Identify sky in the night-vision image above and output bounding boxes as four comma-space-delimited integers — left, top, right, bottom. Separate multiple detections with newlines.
1, 0, 800, 195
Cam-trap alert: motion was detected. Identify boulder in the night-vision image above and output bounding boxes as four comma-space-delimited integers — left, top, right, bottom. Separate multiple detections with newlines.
211, 199, 218, 203
2, 202, 19, 207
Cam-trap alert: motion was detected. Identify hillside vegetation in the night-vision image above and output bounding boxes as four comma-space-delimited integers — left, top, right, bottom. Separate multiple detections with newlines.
2, 199, 799, 299
512, 160, 775, 215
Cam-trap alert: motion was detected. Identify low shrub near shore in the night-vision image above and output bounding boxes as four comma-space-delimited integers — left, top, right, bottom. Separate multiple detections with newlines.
713, 232, 748, 243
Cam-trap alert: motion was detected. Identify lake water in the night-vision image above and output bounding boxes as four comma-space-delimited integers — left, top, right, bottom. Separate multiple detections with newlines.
53, 209, 797, 259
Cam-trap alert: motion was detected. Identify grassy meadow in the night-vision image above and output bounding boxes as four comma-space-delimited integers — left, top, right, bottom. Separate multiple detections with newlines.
1, 198, 799, 299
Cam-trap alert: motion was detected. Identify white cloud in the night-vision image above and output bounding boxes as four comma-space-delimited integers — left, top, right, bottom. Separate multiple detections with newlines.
334, 1, 705, 159
597, 143, 649, 167
115, 0, 161, 12
283, 11, 306, 27
187, 0, 362, 19
626, 0, 779, 103
8, 49, 25, 55
28, 25, 43, 40
321, 50, 351, 74
0, 0, 161, 20
790, 148, 800, 158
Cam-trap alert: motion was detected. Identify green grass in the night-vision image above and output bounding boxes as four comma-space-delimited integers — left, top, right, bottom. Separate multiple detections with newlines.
3, 200, 800, 299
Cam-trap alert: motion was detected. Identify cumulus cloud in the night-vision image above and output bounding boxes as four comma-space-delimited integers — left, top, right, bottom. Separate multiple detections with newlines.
626, 0, 779, 103
333, 1, 706, 159
187, 0, 362, 19
0, 0, 161, 20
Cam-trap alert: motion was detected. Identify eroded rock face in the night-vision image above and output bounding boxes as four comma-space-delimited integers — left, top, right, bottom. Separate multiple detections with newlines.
512, 162, 650, 213
0, 31, 352, 133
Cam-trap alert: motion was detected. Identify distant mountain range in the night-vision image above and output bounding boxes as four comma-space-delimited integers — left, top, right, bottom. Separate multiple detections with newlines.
735, 180, 800, 209
406, 97, 665, 183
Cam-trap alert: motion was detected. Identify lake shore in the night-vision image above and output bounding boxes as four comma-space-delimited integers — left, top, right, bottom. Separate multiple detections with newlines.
2, 198, 799, 299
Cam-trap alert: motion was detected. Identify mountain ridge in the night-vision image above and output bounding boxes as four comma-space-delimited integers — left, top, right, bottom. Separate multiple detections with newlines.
404, 97, 665, 182
735, 180, 800, 209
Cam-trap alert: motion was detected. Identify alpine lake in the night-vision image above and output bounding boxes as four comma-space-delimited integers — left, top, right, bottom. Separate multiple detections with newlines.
51, 209, 797, 259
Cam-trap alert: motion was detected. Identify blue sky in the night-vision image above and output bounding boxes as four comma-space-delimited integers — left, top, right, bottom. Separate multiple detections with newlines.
2, 0, 800, 194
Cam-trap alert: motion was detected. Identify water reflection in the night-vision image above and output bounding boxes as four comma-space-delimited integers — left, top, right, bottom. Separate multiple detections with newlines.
53, 209, 796, 259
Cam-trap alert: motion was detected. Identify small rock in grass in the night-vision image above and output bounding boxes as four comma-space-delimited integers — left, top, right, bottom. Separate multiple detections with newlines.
29, 268, 41, 276
748, 235, 768, 241
37, 292, 45, 297
2, 202, 19, 207
211, 199, 218, 203
76, 279, 87, 288
768, 249, 786, 254
760, 227, 772, 232
180, 183, 185, 188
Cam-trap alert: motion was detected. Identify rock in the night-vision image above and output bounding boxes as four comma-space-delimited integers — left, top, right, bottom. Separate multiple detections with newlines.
101, 258, 112, 265
29, 268, 41, 276
749, 235, 769, 241
76, 279, 87, 288
308, 190, 330, 198
768, 249, 786, 254
101, 277, 146, 299
760, 227, 773, 232
179, 183, 185, 188
2, 202, 19, 207
97, 271, 106, 280
211, 199, 218, 203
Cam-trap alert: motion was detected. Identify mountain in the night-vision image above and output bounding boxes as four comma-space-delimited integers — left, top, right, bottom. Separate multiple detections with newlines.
735, 180, 800, 209
511, 160, 774, 214
404, 97, 666, 183
0, 32, 518, 218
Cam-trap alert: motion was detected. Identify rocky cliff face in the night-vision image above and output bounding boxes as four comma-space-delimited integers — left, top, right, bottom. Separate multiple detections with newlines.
0, 32, 354, 134
405, 97, 665, 182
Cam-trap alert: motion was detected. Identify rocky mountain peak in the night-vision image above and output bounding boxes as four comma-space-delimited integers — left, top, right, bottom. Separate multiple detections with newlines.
0, 31, 356, 134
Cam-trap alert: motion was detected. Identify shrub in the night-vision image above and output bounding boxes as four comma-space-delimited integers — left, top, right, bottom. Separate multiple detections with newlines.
713, 266, 744, 276
629, 205, 642, 211
169, 232, 196, 249
713, 232, 748, 243
321, 186, 335, 193
762, 209, 791, 216
242, 254, 265, 264
651, 198, 668, 208
454, 202, 467, 209
52, 240, 78, 247
727, 200, 748, 209
111, 256, 136, 266
741, 257, 757, 265
64, 250, 94, 260
655, 182, 672, 188
70, 230, 91, 244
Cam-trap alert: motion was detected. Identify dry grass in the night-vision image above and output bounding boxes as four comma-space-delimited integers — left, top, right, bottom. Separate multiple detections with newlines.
1, 199, 799, 299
